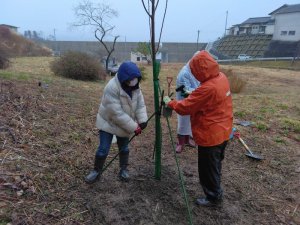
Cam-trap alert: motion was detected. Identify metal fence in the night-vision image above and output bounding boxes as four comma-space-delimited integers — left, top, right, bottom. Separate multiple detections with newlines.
217, 57, 299, 63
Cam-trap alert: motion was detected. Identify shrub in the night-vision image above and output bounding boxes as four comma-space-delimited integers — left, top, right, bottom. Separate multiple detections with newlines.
0, 28, 10, 69
221, 68, 246, 93
0, 56, 10, 69
0, 25, 52, 57
50, 51, 106, 81
0, 26, 12, 39
0, 49, 10, 69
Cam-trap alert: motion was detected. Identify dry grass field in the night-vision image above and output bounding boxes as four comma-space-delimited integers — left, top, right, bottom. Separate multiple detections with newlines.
0, 57, 299, 225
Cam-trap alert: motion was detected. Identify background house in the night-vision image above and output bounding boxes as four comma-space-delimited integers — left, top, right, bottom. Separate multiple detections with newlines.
130, 52, 149, 63
270, 4, 300, 41
228, 17, 274, 35
216, 3, 300, 58
0, 24, 18, 33
227, 4, 300, 42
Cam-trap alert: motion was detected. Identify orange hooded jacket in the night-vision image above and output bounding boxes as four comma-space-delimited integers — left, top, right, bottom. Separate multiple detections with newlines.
168, 51, 233, 146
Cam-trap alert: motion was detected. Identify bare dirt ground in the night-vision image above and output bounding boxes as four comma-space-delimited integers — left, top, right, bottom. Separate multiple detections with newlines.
1, 58, 300, 225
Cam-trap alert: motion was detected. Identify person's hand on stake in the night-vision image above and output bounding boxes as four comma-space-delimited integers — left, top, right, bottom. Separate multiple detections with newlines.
162, 96, 173, 117
134, 125, 142, 135
163, 96, 172, 105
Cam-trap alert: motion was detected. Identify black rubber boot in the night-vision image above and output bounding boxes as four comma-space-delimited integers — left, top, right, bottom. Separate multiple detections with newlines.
119, 151, 129, 182
85, 156, 106, 184
195, 197, 223, 207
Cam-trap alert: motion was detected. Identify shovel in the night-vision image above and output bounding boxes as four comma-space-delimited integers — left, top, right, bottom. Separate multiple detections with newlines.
234, 132, 264, 160
166, 76, 173, 96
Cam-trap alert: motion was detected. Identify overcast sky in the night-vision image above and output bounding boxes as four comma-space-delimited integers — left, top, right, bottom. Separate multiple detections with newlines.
1, 0, 299, 43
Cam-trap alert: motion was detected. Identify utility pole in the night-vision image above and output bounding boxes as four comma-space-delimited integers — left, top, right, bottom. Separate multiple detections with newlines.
196, 30, 200, 50
224, 11, 228, 36
53, 28, 56, 41
124, 36, 127, 60
53, 28, 57, 54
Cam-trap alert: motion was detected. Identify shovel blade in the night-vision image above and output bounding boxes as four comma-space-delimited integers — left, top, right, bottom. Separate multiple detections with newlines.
245, 152, 264, 160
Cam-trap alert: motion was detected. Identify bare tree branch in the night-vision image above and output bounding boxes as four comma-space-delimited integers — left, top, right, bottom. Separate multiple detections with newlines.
141, 0, 151, 17
141, 0, 168, 58
73, 0, 119, 72
147, 0, 152, 47
156, 0, 168, 53
155, 0, 160, 11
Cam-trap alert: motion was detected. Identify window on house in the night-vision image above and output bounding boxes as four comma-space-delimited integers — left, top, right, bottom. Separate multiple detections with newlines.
259, 26, 265, 33
137, 57, 140, 61
281, 31, 287, 35
289, 31, 296, 35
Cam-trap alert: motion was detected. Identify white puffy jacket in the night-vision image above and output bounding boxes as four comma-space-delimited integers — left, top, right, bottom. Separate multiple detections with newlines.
96, 76, 148, 137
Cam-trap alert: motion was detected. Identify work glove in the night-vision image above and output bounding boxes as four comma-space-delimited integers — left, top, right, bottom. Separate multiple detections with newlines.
163, 96, 172, 105
139, 122, 148, 130
134, 125, 142, 135
181, 90, 191, 98
162, 96, 173, 117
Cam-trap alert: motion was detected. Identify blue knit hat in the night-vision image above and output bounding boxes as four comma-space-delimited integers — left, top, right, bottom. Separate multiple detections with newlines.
117, 61, 141, 84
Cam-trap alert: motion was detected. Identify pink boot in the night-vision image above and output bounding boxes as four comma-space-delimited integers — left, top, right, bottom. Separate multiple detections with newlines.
185, 136, 197, 148
176, 135, 186, 153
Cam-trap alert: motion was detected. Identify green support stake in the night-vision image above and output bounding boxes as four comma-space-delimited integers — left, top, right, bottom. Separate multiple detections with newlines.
153, 60, 162, 179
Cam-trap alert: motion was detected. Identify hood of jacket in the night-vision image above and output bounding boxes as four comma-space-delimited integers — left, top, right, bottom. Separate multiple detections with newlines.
117, 61, 142, 98
189, 50, 219, 83
117, 61, 141, 84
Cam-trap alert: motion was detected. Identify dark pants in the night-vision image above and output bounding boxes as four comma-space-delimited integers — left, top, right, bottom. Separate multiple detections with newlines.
198, 141, 227, 201
96, 130, 129, 158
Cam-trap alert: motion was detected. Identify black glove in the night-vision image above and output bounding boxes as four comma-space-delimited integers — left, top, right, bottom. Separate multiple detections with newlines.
139, 122, 148, 130
181, 90, 191, 98
181, 92, 189, 98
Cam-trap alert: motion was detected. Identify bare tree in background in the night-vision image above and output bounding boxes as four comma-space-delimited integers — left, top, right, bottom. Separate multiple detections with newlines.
73, 0, 119, 73
24, 30, 44, 41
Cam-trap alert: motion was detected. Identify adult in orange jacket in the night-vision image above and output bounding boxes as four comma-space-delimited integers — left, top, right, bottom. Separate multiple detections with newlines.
164, 50, 233, 207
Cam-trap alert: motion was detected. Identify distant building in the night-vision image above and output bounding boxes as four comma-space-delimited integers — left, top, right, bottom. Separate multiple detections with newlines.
0, 24, 18, 33
130, 52, 149, 63
227, 4, 300, 42
219, 3, 300, 58
228, 17, 274, 36
270, 4, 300, 41
130, 51, 162, 63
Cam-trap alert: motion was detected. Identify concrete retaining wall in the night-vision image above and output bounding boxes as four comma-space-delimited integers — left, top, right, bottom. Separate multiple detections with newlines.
39, 41, 207, 63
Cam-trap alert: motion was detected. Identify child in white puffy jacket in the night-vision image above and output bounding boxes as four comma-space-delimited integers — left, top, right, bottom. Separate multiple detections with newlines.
85, 61, 148, 184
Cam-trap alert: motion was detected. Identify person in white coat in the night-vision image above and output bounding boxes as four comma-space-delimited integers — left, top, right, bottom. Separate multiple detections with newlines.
85, 61, 148, 184
175, 60, 200, 153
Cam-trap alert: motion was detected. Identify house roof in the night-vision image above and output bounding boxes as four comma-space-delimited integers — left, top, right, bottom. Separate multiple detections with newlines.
0, 24, 19, 28
269, 4, 300, 15
266, 19, 275, 25
241, 17, 272, 25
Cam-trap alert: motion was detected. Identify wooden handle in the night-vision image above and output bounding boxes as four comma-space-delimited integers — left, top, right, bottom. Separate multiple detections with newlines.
238, 137, 254, 155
